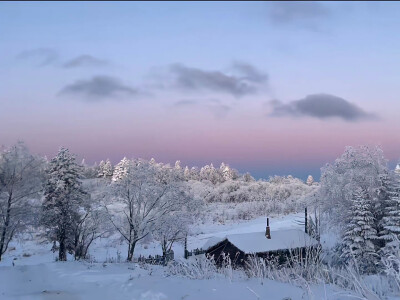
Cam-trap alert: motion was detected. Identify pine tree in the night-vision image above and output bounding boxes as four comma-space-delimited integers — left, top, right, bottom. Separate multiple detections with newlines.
112, 157, 131, 182
174, 160, 181, 170
382, 173, 400, 248
103, 159, 113, 178
395, 163, 400, 175
306, 175, 314, 186
98, 159, 113, 178
220, 163, 238, 181
183, 166, 190, 181
41, 148, 86, 261
341, 187, 378, 273
97, 160, 105, 178
373, 171, 392, 249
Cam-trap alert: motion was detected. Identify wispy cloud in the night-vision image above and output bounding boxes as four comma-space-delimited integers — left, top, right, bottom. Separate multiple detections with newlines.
268, 2, 331, 31
16, 48, 58, 67
59, 75, 139, 101
63, 55, 108, 68
168, 63, 268, 97
231, 61, 268, 83
269, 94, 376, 121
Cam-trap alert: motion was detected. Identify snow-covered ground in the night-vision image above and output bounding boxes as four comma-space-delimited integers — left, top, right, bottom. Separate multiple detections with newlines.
0, 213, 370, 300
1, 261, 349, 300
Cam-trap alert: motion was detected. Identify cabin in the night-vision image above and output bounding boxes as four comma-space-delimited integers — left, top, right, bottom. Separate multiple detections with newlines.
202, 218, 319, 267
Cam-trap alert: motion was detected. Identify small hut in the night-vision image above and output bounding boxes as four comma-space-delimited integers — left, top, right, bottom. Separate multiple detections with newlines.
202, 219, 319, 267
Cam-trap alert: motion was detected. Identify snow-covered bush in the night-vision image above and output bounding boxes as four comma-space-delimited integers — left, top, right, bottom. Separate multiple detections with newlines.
167, 256, 218, 279
246, 248, 386, 300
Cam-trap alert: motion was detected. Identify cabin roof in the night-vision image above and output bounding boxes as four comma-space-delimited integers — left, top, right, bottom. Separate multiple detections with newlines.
203, 229, 318, 254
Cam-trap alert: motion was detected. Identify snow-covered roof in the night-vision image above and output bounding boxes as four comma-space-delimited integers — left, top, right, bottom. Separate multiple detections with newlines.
202, 229, 319, 254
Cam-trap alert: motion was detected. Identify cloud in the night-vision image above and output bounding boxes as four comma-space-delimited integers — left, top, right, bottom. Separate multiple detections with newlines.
169, 63, 267, 97
16, 48, 58, 67
268, 2, 330, 30
269, 94, 376, 121
59, 75, 139, 100
63, 55, 108, 68
231, 62, 268, 83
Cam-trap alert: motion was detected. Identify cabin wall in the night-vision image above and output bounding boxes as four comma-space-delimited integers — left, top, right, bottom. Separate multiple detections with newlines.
206, 240, 246, 267
206, 244, 320, 268
252, 246, 320, 266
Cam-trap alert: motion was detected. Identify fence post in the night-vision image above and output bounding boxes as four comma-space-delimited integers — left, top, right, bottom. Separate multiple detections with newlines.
184, 235, 188, 259
305, 207, 308, 234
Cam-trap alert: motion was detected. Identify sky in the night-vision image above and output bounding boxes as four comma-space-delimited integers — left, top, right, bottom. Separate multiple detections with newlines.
1, 1, 400, 180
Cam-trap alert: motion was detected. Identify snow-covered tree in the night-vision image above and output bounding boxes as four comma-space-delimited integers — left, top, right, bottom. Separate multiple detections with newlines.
220, 163, 238, 181
190, 167, 200, 181
103, 159, 113, 178
0, 142, 44, 261
73, 180, 111, 260
341, 187, 378, 273
381, 172, 400, 248
200, 163, 223, 184
104, 160, 189, 261
306, 175, 314, 186
174, 160, 182, 170
41, 148, 87, 261
97, 159, 113, 178
82, 161, 99, 179
153, 212, 191, 259
320, 145, 388, 231
183, 166, 191, 181
97, 160, 105, 178
395, 163, 400, 175
242, 172, 255, 182
112, 157, 132, 182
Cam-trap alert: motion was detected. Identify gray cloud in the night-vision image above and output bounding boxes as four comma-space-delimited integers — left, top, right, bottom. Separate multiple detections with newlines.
63, 55, 108, 68
268, 2, 330, 30
231, 62, 268, 83
169, 63, 267, 97
59, 75, 139, 100
16, 48, 58, 67
269, 94, 376, 121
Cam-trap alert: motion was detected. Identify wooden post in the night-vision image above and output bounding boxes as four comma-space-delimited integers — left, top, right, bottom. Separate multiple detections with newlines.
266, 217, 271, 239
184, 235, 188, 259
305, 207, 308, 234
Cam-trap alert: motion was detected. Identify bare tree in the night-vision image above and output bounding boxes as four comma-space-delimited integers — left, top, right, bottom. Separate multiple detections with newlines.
153, 212, 191, 258
73, 208, 109, 260
104, 159, 189, 261
0, 142, 44, 261
73, 179, 112, 260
